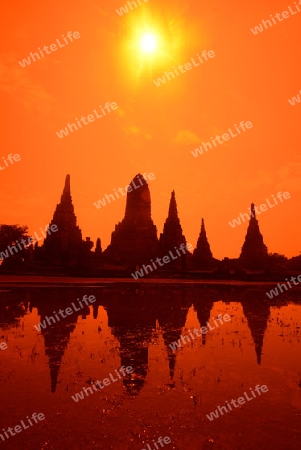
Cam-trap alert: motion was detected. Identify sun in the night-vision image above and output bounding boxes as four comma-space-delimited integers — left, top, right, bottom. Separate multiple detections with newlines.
140, 33, 157, 53
122, 6, 188, 79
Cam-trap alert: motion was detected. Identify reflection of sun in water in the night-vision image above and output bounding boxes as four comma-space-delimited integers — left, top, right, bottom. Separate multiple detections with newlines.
140, 33, 157, 53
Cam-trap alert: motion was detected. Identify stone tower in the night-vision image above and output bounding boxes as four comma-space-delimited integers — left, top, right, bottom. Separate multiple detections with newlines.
239, 203, 268, 269
192, 218, 215, 269
159, 191, 187, 269
41, 174, 83, 265
95, 238, 102, 257
104, 174, 159, 266
94, 237, 102, 265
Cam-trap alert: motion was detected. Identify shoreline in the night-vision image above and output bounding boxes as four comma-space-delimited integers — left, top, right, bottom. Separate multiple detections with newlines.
1, 275, 301, 288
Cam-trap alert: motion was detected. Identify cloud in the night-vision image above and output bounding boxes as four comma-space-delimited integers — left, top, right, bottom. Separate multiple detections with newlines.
122, 124, 152, 140
0, 53, 54, 113
173, 130, 202, 145
115, 107, 126, 118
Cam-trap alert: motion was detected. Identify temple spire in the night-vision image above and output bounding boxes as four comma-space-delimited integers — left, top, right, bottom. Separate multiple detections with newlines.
168, 191, 178, 220
239, 203, 268, 269
196, 218, 212, 254
201, 218, 206, 234
39, 174, 83, 266
159, 191, 187, 268
60, 174, 72, 206
95, 238, 102, 256
192, 218, 215, 269
104, 173, 159, 266
62, 174, 71, 195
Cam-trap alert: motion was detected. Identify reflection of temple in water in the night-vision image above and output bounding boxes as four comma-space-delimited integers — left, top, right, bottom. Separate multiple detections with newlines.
2, 286, 300, 397
105, 290, 157, 396
105, 288, 192, 391
241, 290, 271, 365
156, 288, 191, 378
191, 287, 271, 365
192, 289, 216, 346
29, 290, 90, 393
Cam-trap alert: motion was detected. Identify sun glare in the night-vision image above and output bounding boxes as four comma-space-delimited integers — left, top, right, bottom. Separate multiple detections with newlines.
140, 33, 157, 53
124, 11, 181, 78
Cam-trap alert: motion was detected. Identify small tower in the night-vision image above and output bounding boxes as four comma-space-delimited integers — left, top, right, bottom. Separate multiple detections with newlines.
94, 237, 102, 265
239, 203, 268, 270
159, 191, 187, 268
41, 174, 83, 266
193, 218, 215, 269
104, 174, 159, 266
95, 238, 102, 257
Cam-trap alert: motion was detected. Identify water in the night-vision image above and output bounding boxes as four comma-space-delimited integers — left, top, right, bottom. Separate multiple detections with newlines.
0, 284, 300, 450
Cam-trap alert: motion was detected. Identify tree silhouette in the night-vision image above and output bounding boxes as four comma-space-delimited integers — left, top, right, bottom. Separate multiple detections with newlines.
0, 224, 30, 261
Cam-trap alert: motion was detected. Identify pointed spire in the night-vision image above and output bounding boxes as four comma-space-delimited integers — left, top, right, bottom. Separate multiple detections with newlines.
239, 203, 268, 269
168, 191, 178, 220
61, 174, 72, 204
63, 174, 70, 195
200, 218, 206, 235
159, 191, 187, 266
95, 238, 102, 256
41, 174, 83, 265
193, 218, 214, 268
199, 219, 211, 253
198, 218, 212, 250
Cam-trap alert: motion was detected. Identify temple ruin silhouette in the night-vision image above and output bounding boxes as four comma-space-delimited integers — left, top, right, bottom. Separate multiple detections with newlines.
159, 191, 188, 270
192, 218, 217, 270
2, 173, 285, 275
239, 203, 268, 270
34, 174, 92, 267
104, 173, 159, 266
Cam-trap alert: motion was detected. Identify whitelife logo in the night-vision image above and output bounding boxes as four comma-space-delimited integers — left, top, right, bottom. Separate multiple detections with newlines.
266, 274, 301, 299
34, 295, 96, 332
0, 153, 21, 171
228, 192, 290, 228
0, 224, 58, 261
288, 89, 301, 106
153, 50, 215, 87
0, 342, 8, 351
56, 102, 118, 139
116, 0, 149, 16
18, 31, 81, 67
0, 413, 45, 443
168, 314, 231, 351
191, 121, 253, 157
93, 173, 155, 209
141, 436, 171, 450
206, 385, 269, 421
131, 244, 193, 279
71, 366, 133, 402
250, 1, 301, 35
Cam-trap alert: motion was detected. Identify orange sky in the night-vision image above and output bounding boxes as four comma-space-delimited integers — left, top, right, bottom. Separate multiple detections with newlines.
1, 0, 301, 259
